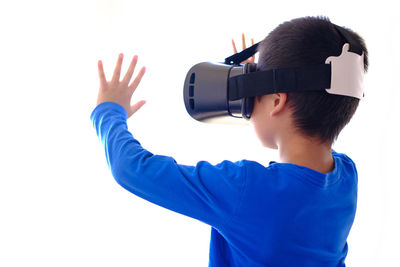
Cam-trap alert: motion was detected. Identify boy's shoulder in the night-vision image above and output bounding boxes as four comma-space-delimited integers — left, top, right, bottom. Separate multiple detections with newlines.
239, 149, 357, 188
241, 149, 355, 168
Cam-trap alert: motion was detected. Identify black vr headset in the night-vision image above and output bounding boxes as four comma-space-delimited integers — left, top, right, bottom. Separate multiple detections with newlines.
183, 24, 365, 124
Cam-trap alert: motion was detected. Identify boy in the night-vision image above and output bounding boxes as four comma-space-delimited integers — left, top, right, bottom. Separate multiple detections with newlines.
91, 16, 368, 266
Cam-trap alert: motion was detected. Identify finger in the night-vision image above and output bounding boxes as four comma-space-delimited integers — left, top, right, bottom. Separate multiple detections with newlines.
123, 55, 138, 84
129, 100, 146, 117
111, 53, 124, 84
98, 60, 107, 86
251, 38, 255, 63
242, 33, 246, 50
128, 66, 146, 93
232, 39, 238, 54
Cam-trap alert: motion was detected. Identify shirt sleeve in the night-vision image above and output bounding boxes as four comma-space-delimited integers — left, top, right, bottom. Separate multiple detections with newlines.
90, 102, 247, 229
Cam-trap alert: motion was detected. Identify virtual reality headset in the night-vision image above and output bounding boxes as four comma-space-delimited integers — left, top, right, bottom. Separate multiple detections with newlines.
183, 24, 365, 124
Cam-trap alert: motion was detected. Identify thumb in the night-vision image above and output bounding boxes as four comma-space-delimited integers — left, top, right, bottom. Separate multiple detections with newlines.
128, 100, 146, 118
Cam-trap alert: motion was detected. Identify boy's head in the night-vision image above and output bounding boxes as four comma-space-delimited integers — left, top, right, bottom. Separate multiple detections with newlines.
251, 16, 368, 148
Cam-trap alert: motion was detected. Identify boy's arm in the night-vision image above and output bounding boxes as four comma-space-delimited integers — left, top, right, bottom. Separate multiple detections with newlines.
91, 102, 246, 229
91, 54, 247, 229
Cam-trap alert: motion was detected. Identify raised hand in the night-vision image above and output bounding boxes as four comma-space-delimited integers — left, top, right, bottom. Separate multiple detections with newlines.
232, 33, 255, 64
97, 53, 146, 118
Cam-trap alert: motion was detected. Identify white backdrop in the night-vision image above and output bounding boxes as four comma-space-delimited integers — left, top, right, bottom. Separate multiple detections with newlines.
0, 0, 399, 266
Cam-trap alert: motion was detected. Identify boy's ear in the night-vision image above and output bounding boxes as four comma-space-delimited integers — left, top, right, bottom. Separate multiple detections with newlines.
270, 93, 288, 116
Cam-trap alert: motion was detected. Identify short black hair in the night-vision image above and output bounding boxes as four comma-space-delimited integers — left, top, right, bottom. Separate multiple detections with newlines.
257, 16, 368, 144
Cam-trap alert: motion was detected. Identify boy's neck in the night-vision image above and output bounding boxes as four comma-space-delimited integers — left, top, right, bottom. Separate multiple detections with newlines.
277, 136, 334, 174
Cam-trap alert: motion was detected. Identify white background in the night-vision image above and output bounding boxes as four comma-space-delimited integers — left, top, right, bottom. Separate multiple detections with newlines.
0, 0, 399, 266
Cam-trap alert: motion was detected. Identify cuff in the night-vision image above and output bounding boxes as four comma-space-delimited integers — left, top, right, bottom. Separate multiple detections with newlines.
90, 102, 127, 122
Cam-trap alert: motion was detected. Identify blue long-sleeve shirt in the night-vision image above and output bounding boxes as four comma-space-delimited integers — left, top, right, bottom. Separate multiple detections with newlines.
91, 102, 358, 267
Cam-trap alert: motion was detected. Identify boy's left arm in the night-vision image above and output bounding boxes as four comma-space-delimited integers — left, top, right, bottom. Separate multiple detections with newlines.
91, 54, 247, 230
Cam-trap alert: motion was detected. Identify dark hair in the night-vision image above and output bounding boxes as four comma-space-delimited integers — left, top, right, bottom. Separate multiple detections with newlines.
257, 16, 368, 144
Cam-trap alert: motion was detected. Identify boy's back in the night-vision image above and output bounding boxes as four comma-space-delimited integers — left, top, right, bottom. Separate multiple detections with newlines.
209, 153, 357, 266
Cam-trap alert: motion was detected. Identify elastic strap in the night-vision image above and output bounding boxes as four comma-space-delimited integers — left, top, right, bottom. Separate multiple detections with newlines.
228, 64, 331, 100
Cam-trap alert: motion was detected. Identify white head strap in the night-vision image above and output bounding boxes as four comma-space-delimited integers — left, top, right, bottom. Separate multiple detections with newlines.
325, 43, 365, 99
